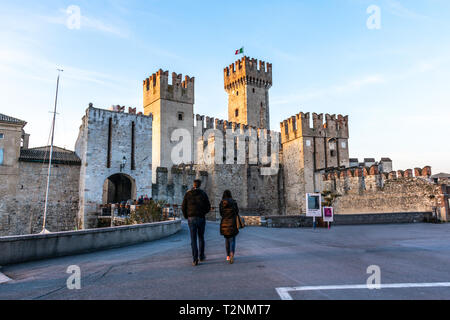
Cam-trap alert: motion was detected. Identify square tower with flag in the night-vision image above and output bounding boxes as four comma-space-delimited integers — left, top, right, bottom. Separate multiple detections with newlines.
224, 56, 272, 129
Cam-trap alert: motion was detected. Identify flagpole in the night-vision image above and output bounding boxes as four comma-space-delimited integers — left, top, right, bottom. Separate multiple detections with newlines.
41, 68, 63, 234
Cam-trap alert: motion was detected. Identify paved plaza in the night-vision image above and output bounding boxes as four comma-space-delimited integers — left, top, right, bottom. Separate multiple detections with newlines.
1, 222, 450, 300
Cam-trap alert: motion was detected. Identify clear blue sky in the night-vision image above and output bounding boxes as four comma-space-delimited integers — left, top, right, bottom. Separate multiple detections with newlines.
1, 0, 449, 173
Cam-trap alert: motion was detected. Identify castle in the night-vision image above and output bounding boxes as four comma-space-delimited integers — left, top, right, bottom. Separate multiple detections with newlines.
0, 56, 448, 235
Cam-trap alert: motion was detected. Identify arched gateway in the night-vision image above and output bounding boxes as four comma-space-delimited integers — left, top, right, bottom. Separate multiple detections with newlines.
102, 173, 136, 204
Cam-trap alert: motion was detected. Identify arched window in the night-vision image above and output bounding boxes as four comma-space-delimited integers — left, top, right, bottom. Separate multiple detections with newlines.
329, 139, 337, 157
177, 112, 184, 121
235, 109, 239, 117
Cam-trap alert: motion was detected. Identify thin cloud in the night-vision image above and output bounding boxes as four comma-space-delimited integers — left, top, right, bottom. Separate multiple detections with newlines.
40, 9, 128, 38
385, 0, 430, 20
0, 48, 132, 87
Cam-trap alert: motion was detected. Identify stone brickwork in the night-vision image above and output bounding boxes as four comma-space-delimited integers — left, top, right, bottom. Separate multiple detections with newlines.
152, 164, 284, 216
191, 115, 284, 215
319, 166, 449, 221
152, 166, 207, 206
0, 162, 79, 236
0, 116, 25, 219
192, 114, 281, 169
224, 57, 272, 129
75, 106, 153, 229
261, 212, 433, 228
1, 115, 80, 236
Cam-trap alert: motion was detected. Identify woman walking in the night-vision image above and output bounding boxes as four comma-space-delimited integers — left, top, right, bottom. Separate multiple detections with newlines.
219, 190, 239, 264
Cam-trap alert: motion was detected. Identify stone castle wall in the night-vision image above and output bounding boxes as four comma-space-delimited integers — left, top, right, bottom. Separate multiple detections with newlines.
192, 114, 280, 167
191, 115, 284, 215
319, 166, 449, 221
0, 161, 79, 236
152, 163, 284, 215
152, 166, 206, 206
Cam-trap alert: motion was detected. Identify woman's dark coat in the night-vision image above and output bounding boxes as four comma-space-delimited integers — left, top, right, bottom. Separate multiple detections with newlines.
219, 198, 239, 237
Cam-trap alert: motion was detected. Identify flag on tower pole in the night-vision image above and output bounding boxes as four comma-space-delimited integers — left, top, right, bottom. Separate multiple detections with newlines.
235, 47, 244, 55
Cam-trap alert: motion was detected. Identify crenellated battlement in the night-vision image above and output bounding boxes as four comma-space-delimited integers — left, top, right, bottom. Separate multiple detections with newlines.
84, 104, 152, 124
191, 114, 281, 167
193, 113, 279, 138
280, 112, 349, 144
224, 56, 272, 90
143, 69, 195, 107
318, 165, 433, 200
322, 165, 432, 182
317, 164, 446, 218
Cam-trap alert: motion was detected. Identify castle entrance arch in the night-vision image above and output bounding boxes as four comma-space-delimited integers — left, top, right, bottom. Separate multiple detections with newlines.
102, 173, 136, 204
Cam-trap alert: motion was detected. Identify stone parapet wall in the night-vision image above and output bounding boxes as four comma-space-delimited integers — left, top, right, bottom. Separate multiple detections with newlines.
241, 216, 262, 226
262, 212, 433, 228
0, 219, 181, 265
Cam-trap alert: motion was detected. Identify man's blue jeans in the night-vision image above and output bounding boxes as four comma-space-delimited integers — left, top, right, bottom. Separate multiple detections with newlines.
188, 217, 206, 262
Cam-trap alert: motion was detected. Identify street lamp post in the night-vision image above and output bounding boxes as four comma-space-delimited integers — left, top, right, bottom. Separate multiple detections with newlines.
120, 156, 127, 172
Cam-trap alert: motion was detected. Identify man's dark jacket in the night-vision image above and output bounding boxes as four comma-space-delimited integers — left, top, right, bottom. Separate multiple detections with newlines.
182, 188, 211, 219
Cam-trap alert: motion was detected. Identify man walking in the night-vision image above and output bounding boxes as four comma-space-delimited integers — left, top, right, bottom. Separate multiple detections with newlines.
182, 179, 211, 266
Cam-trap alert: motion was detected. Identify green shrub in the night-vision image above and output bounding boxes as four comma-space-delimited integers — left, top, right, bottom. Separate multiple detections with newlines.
125, 200, 167, 225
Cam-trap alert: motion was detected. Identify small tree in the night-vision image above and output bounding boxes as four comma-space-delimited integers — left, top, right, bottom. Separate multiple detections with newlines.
125, 200, 167, 225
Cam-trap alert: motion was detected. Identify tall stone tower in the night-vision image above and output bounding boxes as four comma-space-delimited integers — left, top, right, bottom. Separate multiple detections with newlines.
143, 69, 195, 182
280, 112, 350, 215
224, 57, 272, 129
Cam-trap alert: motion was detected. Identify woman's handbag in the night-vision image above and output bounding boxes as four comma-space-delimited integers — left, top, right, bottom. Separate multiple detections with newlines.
236, 214, 245, 229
